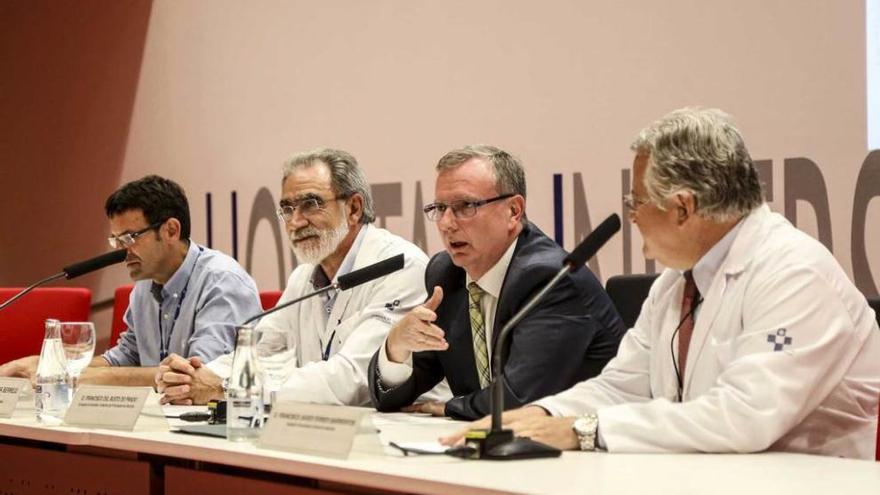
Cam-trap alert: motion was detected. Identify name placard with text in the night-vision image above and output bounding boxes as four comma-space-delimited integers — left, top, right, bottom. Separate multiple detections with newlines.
259, 402, 382, 458
64, 386, 150, 430
0, 378, 29, 418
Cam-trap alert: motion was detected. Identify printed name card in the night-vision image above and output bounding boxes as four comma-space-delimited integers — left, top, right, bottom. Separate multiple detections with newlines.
64, 386, 150, 430
259, 402, 381, 458
0, 378, 29, 418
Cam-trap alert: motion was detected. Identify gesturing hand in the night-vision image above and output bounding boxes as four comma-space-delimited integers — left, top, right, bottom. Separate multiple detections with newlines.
385, 286, 447, 363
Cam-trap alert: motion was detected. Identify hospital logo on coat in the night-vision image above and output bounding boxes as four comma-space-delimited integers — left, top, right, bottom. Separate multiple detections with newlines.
767, 328, 792, 351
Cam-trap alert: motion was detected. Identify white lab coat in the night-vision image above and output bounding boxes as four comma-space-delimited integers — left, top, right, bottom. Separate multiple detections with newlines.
208, 225, 449, 406
536, 205, 880, 459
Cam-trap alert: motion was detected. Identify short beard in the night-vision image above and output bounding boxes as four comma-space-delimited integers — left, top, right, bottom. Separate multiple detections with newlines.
289, 218, 350, 266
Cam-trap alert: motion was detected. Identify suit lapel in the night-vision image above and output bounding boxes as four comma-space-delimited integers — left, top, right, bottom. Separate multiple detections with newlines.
444, 283, 481, 390
491, 229, 528, 350
327, 289, 353, 334
326, 224, 375, 336
682, 206, 770, 396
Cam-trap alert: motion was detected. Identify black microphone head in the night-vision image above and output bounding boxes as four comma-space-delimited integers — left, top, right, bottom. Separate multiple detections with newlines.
336, 254, 405, 291
63, 249, 127, 279
563, 214, 621, 269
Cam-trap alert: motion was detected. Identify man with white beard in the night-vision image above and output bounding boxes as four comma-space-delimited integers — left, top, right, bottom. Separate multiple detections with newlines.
154, 148, 440, 406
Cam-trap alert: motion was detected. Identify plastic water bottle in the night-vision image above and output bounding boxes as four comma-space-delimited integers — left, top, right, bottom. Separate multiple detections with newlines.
227, 326, 264, 442
34, 319, 71, 423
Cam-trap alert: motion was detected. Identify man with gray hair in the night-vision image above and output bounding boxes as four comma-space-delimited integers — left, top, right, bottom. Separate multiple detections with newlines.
156, 148, 441, 406
368, 145, 625, 420
444, 109, 880, 458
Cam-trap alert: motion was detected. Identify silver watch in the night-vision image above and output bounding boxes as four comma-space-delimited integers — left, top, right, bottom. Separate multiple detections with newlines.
572, 413, 599, 451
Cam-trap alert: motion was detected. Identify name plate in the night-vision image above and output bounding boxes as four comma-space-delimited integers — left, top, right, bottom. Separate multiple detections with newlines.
0, 378, 29, 418
64, 386, 150, 430
260, 402, 380, 459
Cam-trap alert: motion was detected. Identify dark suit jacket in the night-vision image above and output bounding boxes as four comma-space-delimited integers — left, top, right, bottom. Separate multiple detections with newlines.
368, 222, 625, 420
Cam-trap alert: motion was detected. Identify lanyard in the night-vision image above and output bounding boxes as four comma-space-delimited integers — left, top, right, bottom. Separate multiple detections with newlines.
158, 247, 201, 360
319, 298, 351, 361
158, 284, 190, 360
320, 329, 337, 361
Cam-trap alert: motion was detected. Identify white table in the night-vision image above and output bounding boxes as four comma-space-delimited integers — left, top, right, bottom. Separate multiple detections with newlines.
1, 398, 878, 495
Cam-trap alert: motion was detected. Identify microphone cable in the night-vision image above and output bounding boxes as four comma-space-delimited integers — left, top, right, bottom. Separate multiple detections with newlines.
670, 295, 704, 402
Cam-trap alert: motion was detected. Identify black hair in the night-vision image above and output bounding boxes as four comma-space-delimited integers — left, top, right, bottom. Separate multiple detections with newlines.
104, 175, 191, 239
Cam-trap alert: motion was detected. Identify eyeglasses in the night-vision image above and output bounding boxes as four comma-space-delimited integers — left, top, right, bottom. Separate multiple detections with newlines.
422, 194, 515, 221
276, 195, 346, 222
107, 221, 164, 249
623, 193, 651, 211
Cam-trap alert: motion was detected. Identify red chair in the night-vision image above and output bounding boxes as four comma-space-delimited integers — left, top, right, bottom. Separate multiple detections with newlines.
108, 287, 283, 349
0, 288, 92, 364
259, 290, 282, 311
109, 285, 134, 349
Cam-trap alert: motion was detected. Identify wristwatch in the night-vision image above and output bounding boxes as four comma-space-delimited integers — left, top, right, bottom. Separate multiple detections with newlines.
572, 413, 599, 451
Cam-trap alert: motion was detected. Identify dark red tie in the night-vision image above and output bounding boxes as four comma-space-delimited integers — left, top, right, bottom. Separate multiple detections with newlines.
678, 270, 700, 379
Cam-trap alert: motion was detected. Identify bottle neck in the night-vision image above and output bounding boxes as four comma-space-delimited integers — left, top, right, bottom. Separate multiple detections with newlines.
235, 327, 254, 348
44, 319, 61, 339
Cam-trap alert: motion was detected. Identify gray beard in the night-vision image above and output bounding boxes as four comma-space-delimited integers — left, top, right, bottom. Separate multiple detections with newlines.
289, 220, 350, 266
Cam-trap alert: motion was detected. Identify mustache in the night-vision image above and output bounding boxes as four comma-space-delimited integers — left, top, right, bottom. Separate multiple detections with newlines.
290, 227, 321, 242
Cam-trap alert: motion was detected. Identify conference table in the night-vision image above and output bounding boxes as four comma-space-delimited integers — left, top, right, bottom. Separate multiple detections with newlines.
0, 394, 878, 495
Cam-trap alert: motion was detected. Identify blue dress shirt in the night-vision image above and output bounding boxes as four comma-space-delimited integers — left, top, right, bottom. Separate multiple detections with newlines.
103, 242, 261, 366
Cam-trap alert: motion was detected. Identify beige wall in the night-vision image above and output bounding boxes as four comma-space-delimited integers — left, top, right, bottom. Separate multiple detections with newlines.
2, 1, 878, 347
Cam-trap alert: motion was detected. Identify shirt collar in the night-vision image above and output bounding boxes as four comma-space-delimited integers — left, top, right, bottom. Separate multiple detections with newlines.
466, 236, 518, 300
689, 220, 744, 296
161, 241, 200, 299
309, 223, 369, 289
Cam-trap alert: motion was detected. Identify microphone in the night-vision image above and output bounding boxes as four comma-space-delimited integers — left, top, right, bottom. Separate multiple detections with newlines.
466, 214, 621, 460
240, 254, 405, 325
63, 249, 128, 279
337, 253, 404, 290
0, 249, 128, 312
563, 214, 622, 269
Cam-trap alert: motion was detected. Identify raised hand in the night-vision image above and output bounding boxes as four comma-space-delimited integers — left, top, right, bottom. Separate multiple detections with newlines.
385, 286, 448, 363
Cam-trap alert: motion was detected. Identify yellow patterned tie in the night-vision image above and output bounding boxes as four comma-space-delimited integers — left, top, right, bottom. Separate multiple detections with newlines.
468, 282, 491, 388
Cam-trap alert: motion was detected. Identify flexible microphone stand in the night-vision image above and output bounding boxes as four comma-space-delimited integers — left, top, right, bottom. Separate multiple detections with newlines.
467, 214, 622, 460
0, 250, 127, 312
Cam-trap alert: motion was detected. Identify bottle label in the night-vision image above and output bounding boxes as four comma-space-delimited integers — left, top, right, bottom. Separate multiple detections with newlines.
34, 381, 71, 419
229, 396, 264, 430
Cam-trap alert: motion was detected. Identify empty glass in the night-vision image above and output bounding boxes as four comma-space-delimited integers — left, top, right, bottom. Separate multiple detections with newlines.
59, 322, 95, 391
254, 326, 295, 409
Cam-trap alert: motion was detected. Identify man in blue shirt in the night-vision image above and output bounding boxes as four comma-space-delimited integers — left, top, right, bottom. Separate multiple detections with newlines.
0, 175, 261, 386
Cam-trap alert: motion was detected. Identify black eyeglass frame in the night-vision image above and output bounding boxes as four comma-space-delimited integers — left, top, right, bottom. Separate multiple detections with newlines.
107, 220, 165, 249
422, 193, 516, 221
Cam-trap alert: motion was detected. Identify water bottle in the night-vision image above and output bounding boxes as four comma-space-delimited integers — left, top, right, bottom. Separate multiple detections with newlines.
34, 319, 71, 423
227, 325, 264, 442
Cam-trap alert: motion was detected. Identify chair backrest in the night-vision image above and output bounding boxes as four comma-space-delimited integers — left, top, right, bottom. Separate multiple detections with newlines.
108, 287, 282, 349
259, 290, 282, 311
0, 288, 92, 364
109, 285, 135, 349
604, 274, 659, 329
872, 298, 880, 461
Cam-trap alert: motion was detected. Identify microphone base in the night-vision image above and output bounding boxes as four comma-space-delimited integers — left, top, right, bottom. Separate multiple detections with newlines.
464, 429, 562, 461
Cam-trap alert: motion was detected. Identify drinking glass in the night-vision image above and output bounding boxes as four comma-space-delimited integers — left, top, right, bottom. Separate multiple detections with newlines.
59, 322, 96, 391
253, 326, 294, 409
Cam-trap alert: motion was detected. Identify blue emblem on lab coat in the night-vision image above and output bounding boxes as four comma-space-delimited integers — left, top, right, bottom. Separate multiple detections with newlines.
767, 328, 792, 351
